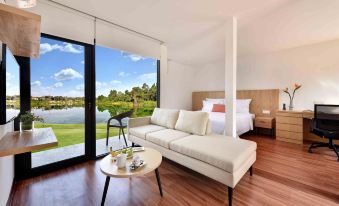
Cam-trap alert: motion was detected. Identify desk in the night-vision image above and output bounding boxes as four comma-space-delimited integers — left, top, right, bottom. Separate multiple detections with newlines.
0, 128, 57, 157
276, 110, 313, 144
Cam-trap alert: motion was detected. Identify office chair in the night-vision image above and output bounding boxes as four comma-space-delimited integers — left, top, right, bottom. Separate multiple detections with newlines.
308, 104, 339, 161
106, 110, 134, 147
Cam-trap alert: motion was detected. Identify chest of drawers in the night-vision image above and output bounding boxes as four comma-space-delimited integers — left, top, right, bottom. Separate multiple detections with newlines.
276, 111, 303, 144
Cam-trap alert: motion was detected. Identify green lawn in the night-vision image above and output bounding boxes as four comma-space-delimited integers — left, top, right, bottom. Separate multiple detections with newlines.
35, 123, 120, 150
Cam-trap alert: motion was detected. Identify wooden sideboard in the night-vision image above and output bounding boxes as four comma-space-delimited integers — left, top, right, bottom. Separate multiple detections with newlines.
275, 110, 337, 144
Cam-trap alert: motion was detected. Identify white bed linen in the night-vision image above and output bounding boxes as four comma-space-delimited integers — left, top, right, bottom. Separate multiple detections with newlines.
206, 112, 255, 136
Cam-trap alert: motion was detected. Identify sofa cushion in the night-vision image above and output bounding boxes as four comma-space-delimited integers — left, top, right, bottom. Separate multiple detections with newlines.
206, 120, 212, 135
146, 129, 190, 149
129, 124, 166, 139
175, 110, 209, 135
151, 108, 180, 129
169, 134, 257, 173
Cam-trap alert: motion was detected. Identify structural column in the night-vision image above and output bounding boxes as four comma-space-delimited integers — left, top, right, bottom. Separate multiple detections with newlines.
160, 44, 168, 108
224, 17, 237, 138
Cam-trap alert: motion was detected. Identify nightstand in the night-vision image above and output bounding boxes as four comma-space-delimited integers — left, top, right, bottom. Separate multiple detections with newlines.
255, 116, 275, 136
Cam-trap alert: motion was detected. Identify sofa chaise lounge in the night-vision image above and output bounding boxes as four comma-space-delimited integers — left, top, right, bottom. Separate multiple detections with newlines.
128, 108, 257, 206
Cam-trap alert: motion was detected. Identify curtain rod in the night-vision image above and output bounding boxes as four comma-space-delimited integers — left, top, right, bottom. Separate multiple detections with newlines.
46, 0, 164, 44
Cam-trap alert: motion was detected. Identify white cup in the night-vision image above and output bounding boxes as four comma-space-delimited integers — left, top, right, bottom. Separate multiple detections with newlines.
116, 153, 127, 169
132, 154, 141, 167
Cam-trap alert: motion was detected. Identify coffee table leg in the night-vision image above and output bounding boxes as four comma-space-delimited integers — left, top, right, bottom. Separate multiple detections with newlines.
101, 176, 111, 206
155, 168, 163, 197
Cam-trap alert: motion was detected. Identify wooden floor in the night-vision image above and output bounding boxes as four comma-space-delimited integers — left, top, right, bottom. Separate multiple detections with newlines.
8, 135, 339, 206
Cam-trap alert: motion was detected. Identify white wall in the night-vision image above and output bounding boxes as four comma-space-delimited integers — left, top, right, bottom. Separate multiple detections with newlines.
0, 122, 15, 206
193, 61, 225, 92
238, 39, 339, 110
160, 61, 196, 110
191, 39, 339, 111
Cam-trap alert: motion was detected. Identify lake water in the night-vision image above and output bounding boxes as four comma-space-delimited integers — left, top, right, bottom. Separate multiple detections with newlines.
9, 107, 111, 124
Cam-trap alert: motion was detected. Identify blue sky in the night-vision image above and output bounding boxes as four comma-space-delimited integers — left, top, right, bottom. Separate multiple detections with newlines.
6, 48, 20, 96
31, 37, 157, 97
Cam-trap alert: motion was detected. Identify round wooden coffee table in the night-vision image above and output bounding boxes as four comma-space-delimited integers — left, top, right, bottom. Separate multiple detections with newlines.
100, 147, 163, 206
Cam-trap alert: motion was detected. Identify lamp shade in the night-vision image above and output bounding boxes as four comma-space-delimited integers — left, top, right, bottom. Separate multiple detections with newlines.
17, 0, 36, 8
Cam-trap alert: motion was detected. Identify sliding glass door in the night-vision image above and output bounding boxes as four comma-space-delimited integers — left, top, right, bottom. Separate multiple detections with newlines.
31, 35, 86, 167
15, 33, 160, 177
95, 45, 158, 156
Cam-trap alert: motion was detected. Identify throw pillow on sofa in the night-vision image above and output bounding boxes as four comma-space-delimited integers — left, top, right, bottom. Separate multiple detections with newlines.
175, 110, 209, 135
151, 108, 180, 129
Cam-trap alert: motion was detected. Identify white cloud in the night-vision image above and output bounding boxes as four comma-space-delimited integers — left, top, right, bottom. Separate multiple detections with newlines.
61, 43, 82, 53
129, 54, 143, 62
53, 68, 83, 81
121, 51, 146, 62
65, 84, 86, 97
95, 80, 127, 97
138, 72, 157, 81
80, 60, 84, 64
6, 72, 14, 81
54, 82, 63, 88
95, 81, 109, 90
40, 43, 61, 55
118, 71, 130, 77
40, 43, 83, 55
7, 86, 19, 96
31, 83, 54, 97
31, 81, 42, 87
110, 80, 121, 84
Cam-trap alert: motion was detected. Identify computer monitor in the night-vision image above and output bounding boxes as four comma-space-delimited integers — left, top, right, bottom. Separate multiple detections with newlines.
314, 104, 339, 131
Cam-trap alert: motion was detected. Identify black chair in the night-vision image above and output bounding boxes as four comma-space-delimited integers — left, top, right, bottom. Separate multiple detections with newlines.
308, 104, 339, 161
106, 110, 134, 147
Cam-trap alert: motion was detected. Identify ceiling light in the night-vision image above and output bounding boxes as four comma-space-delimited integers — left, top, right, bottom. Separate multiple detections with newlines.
16, 0, 36, 8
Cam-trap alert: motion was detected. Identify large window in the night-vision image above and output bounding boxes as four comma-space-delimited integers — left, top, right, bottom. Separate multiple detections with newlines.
31, 36, 85, 167
95, 46, 158, 156
18, 33, 159, 173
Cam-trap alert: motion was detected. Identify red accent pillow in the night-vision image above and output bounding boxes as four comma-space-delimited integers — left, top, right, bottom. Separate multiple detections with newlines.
212, 104, 225, 113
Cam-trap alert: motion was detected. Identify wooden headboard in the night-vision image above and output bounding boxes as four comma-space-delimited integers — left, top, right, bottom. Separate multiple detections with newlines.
192, 89, 279, 117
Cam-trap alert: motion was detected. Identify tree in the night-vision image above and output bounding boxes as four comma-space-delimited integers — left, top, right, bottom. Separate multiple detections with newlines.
149, 83, 157, 101
142, 83, 150, 100
131, 87, 143, 108
108, 90, 118, 100
98, 95, 106, 102
96, 83, 157, 104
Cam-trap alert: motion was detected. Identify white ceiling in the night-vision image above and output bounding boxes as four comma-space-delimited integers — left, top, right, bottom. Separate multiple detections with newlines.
239, 0, 339, 56
50, 0, 292, 65
14, 0, 339, 66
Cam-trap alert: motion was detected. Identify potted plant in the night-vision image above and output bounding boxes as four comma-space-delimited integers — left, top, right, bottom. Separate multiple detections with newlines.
19, 111, 44, 132
283, 83, 302, 110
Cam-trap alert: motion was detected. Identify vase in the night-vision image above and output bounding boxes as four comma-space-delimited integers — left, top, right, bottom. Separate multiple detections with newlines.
289, 99, 294, 111
20, 121, 34, 132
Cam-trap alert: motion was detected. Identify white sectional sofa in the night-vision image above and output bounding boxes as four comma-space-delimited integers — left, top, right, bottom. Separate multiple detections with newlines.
128, 108, 256, 206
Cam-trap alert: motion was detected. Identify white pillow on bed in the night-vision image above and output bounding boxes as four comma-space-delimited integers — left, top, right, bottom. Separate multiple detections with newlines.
202, 100, 214, 112
237, 99, 252, 113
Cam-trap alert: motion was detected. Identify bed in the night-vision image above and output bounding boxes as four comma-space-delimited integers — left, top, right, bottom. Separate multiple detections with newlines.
192, 90, 280, 136
207, 111, 255, 135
